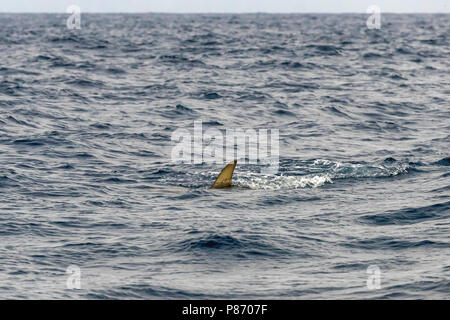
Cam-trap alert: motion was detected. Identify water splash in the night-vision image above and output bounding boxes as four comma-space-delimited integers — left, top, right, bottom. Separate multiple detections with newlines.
233, 158, 412, 190
235, 173, 332, 190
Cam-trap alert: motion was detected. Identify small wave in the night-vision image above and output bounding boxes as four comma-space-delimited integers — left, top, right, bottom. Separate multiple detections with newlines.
50, 35, 80, 43
273, 109, 296, 117
435, 157, 450, 166
0, 80, 25, 96
280, 61, 307, 69
175, 233, 291, 258
157, 54, 205, 67
86, 284, 211, 299
362, 52, 384, 59
96, 177, 137, 184
306, 44, 341, 55
161, 104, 198, 119
65, 79, 105, 87
13, 138, 46, 146
0, 174, 20, 188
4, 115, 36, 128
359, 201, 450, 226
105, 67, 126, 74
202, 120, 223, 126
184, 234, 242, 250
89, 122, 112, 130
203, 92, 222, 100
342, 237, 449, 250
323, 106, 353, 119
0, 67, 39, 76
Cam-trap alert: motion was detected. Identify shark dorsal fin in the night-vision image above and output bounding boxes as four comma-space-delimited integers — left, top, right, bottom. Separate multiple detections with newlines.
211, 160, 237, 188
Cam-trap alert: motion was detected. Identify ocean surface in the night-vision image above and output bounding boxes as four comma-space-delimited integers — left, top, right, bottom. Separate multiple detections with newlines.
0, 13, 449, 299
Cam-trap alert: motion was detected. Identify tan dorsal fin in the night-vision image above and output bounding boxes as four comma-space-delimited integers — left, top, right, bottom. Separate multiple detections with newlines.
211, 160, 237, 188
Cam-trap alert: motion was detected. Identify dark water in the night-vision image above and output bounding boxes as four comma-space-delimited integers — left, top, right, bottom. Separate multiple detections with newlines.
0, 13, 449, 299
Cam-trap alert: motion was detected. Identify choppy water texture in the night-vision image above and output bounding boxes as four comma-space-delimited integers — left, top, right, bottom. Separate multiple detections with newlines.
0, 13, 449, 299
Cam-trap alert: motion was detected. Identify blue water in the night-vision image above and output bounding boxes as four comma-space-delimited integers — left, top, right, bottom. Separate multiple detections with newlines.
0, 13, 449, 299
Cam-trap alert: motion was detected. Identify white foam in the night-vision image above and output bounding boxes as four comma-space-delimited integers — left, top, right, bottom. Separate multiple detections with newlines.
235, 174, 333, 190
232, 159, 410, 190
